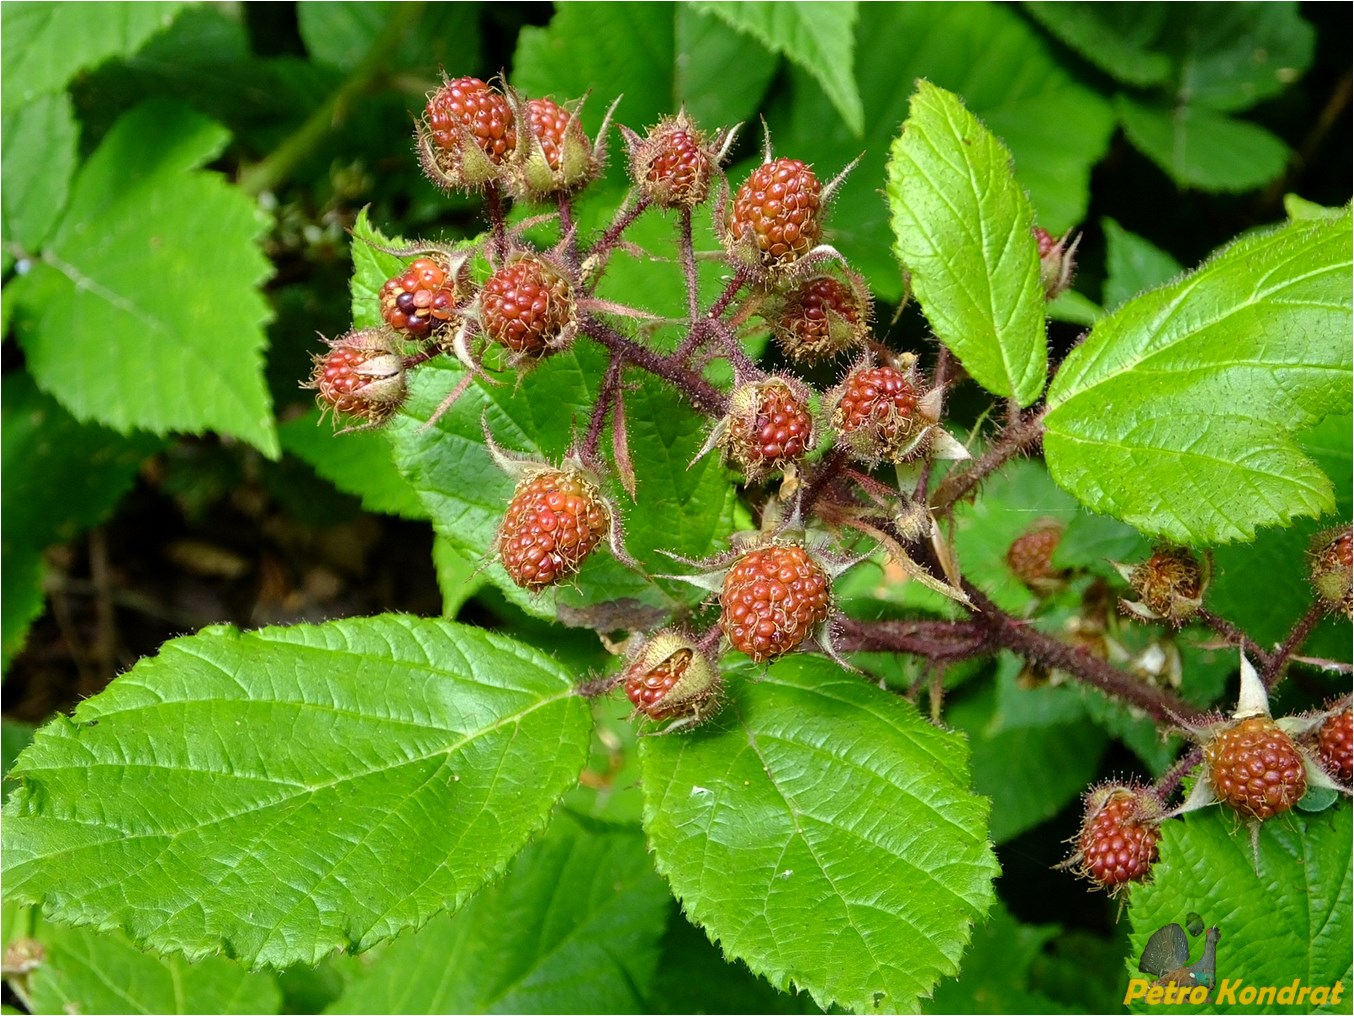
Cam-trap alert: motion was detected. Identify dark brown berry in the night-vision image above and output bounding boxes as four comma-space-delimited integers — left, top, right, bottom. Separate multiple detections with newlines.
308, 330, 406, 426
727, 158, 822, 267
720, 544, 830, 662
480, 258, 574, 358
1318, 707, 1352, 784
379, 257, 462, 338
1007, 522, 1065, 593
1072, 785, 1163, 892
426, 76, 516, 163
771, 276, 867, 362
497, 468, 608, 590
623, 632, 721, 726
830, 364, 927, 463
1310, 525, 1353, 619
1205, 715, 1308, 821
722, 378, 815, 477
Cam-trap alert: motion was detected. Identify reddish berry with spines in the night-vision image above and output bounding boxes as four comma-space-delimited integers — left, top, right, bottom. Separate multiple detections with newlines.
623, 631, 722, 728
624, 111, 725, 209
307, 329, 406, 427
480, 257, 575, 359
1310, 525, 1353, 619
1205, 715, 1308, 821
379, 257, 464, 338
1033, 226, 1080, 300
727, 158, 822, 267
1317, 707, 1352, 784
497, 467, 608, 590
1064, 783, 1163, 893
720, 377, 815, 479
524, 97, 578, 171
829, 361, 938, 465
1007, 521, 1066, 594
1118, 546, 1209, 625
426, 76, 516, 163
720, 543, 831, 663
510, 93, 603, 199
769, 275, 869, 362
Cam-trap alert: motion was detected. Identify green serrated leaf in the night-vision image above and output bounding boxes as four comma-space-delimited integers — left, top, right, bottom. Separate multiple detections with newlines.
694, 2, 862, 136
1, 374, 159, 669
1126, 806, 1352, 1014
280, 409, 427, 520
1022, 3, 1172, 87
9, 99, 278, 455
327, 813, 669, 1014
1116, 97, 1291, 193
674, 6, 780, 130
1045, 212, 1353, 545
25, 919, 282, 1016
640, 655, 998, 1014
0, 2, 186, 112
888, 81, 1047, 406
1102, 218, 1184, 313
432, 536, 486, 618
1285, 195, 1349, 222
1, 92, 78, 258
1, 616, 592, 969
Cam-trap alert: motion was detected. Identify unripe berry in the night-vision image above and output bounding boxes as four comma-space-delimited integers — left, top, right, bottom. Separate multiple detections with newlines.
426, 76, 516, 163
720, 378, 815, 479
497, 468, 609, 590
1310, 525, 1353, 619
1066, 784, 1163, 893
829, 362, 935, 464
513, 95, 601, 198
1033, 226, 1079, 300
379, 257, 464, 338
1317, 707, 1352, 784
623, 631, 722, 728
1205, 715, 1308, 821
727, 158, 822, 267
307, 329, 406, 427
1007, 521, 1066, 594
720, 544, 831, 663
629, 116, 716, 209
769, 275, 869, 362
480, 257, 575, 360
1120, 546, 1209, 625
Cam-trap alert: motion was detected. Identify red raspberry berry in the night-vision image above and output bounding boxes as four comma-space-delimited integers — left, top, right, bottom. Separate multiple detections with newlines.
1007, 522, 1066, 593
720, 544, 831, 662
623, 631, 721, 726
721, 378, 815, 478
480, 258, 574, 359
308, 330, 406, 426
1205, 715, 1308, 821
1317, 707, 1353, 784
1123, 546, 1208, 625
1310, 525, 1353, 619
629, 115, 717, 209
379, 257, 462, 338
524, 97, 579, 172
497, 468, 608, 590
1069, 784, 1163, 893
771, 275, 868, 362
727, 158, 822, 267
426, 76, 516, 163
830, 364, 929, 464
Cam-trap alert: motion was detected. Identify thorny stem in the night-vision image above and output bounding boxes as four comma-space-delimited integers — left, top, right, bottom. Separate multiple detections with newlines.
556, 194, 580, 267
1154, 746, 1204, 805
402, 348, 442, 370
930, 407, 1047, 513
582, 317, 727, 415
485, 184, 509, 262
678, 208, 701, 322
799, 449, 849, 517
1197, 609, 1275, 674
1262, 602, 1327, 690
582, 355, 625, 459
707, 266, 751, 321
585, 194, 652, 285
833, 616, 989, 661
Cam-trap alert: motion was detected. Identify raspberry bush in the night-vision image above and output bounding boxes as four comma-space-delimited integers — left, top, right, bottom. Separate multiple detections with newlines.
2, 4, 1351, 1015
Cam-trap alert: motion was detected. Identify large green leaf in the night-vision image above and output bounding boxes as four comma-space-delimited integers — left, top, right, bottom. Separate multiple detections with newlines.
1, 93, 78, 266
888, 81, 1047, 406
23, 919, 281, 1016
2, 617, 592, 968
1021, 3, 1171, 87
327, 813, 670, 1014
1116, 97, 1290, 193
640, 656, 998, 1014
778, 2, 1114, 302
8, 99, 277, 455
1045, 212, 1353, 544
0, 2, 186, 112
1102, 218, 1184, 312
1125, 806, 1351, 1014
693, 2, 862, 135
1, 374, 159, 669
